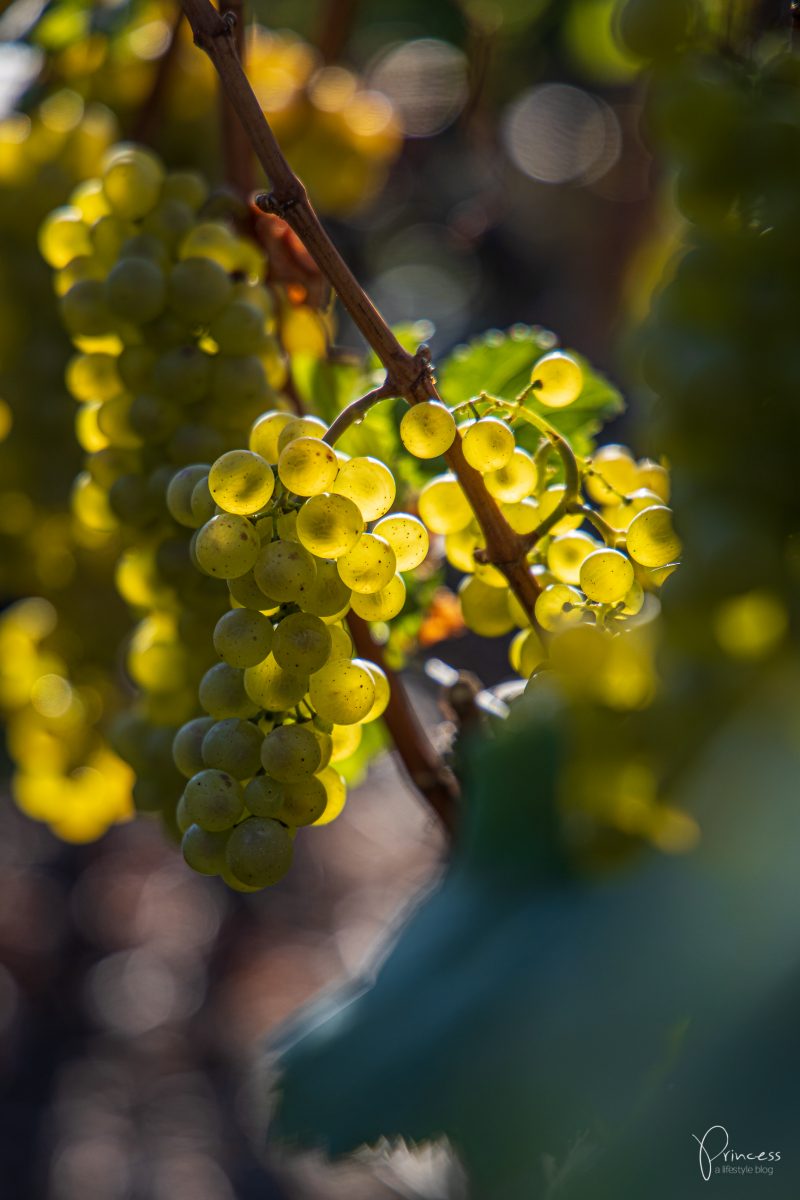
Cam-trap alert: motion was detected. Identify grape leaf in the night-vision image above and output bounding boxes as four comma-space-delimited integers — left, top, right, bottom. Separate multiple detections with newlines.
437, 324, 624, 454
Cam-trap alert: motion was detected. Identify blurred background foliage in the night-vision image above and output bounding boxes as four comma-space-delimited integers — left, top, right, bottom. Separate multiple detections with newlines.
2, 0, 799, 1197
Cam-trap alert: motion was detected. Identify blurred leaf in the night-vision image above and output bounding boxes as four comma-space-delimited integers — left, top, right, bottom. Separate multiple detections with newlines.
290, 353, 364, 427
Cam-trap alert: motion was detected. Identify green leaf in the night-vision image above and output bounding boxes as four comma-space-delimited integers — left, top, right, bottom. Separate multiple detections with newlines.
290, 353, 365, 428
437, 324, 624, 455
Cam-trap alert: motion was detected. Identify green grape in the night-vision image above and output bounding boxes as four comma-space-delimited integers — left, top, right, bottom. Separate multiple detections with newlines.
92, 215, 137, 268
332, 456, 396, 520
70, 179, 111, 223
372, 513, 429, 571
274, 776, 328, 826
162, 170, 208, 211
357, 660, 390, 722
201, 717, 264, 778
313, 729, 334, 770
128, 392, 180, 442
168, 256, 232, 324
312, 768, 347, 826
243, 654, 309, 711
459, 576, 514, 636
296, 492, 365, 558
349, 574, 406, 621
530, 351, 583, 408
330, 722, 361, 763
228, 569, 278, 611
208, 449, 275, 515
535, 583, 586, 632
166, 464, 211, 528
96, 395, 141, 448
484, 449, 537, 503
584, 444, 639, 505
141, 198, 194, 251
445, 524, 481, 573
462, 417, 515, 472
272, 611, 332, 674
626, 505, 682, 568
547, 531, 601, 585
176, 795, 193, 834
249, 410, 294, 463
102, 146, 164, 220
190, 476, 216, 525
418, 474, 473, 534
209, 300, 266, 355
616, 0, 695, 59
327, 625, 353, 660
179, 221, 237, 267
261, 724, 322, 781
172, 716, 216, 779
39, 206, 92, 269
183, 768, 245, 831
213, 607, 274, 668
277, 415, 327, 454
620, 580, 645, 616
309, 658, 376, 724
254, 539, 317, 603
60, 280, 115, 338
399, 401, 456, 458
579, 549, 635, 603
194, 513, 260, 578
153, 345, 211, 403
302, 557, 352, 619
337, 533, 396, 594
181, 824, 229, 875
602, 488, 663, 531
119, 233, 170, 270
199, 662, 259, 719
118, 345, 155, 392
509, 628, 546, 678
278, 436, 339, 496
636, 458, 670, 501
537, 485, 584, 533
225, 817, 294, 888
501, 499, 540, 535
72, 471, 117, 531
66, 353, 119, 404
109, 473, 158, 525
243, 775, 284, 818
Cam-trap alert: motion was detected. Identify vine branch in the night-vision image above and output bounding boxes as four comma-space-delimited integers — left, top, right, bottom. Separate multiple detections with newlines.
179, 0, 540, 619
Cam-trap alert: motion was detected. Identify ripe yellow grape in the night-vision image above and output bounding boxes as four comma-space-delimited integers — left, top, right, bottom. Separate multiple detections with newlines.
501, 499, 540, 535
312, 767, 348, 825
372, 514, 429, 571
332, 456, 396, 520
538, 485, 584, 534
194, 513, 260, 578
444, 524, 481, 573
274, 776, 328, 826
459, 576, 514, 636
399, 401, 456, 458
302, 558, 352, 619
509, 628, 546, 677
330, 723, 362, 763
357, 660, 390, 722
547, 531, 601, 585
626, 506, 682, 568
277, 414, 327, 454
243, 654, 309, 711
534, 583, 586, 632
636, 458, 670, 502
296, 492, 365, 558
102, 146, 164, 220
349, 573, 406, 620
602, 488, 663, 531
39, 206, 93, 269
462, 417, 515, 472
209, 449, 275, 515
309, 659, 376, 724
530, 351, 583, 408
418, 474, 473, 534
584, 444, 639, 506
278, 436, 339, 496
199, 663, 259, 719
579, 549, 635, 603
337, 533, 396, 594
249, 410, 294, 463
484, 448, 537, 503
327, 625, 353, 660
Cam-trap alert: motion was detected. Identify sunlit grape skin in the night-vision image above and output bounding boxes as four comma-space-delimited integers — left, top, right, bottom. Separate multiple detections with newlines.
530, 351, 583, 408
579, 549, 635, 604
209, 449, 275, 515
399, 401, 456, 458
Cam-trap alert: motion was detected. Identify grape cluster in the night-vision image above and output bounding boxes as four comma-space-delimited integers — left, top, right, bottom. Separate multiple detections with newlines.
399, 351, 680, 704
628, 4, 799, 665
171, 413, 429, 890
40, 142, 305, 830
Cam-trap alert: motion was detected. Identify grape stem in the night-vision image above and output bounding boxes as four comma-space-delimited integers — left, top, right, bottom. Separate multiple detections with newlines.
218, 0, 255, 201
322, 380, 399, 446
179, 0, 541, 617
